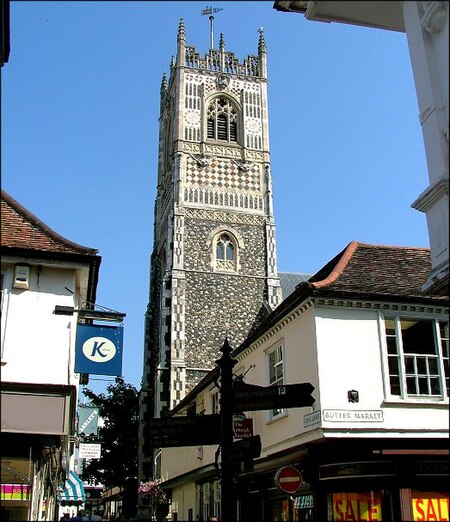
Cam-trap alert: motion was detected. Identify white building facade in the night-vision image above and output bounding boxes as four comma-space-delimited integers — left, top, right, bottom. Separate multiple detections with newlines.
159, 241, 449, 521
1, 190, 101, 521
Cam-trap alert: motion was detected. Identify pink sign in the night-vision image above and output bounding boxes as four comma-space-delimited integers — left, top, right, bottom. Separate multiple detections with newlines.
1, 484, 30, 501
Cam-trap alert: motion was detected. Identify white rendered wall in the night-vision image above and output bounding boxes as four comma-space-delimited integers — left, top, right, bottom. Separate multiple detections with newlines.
405, 1, 449, 289
160, 301, 449, 495
315, 305, 449, 435
1, 262, 81, 387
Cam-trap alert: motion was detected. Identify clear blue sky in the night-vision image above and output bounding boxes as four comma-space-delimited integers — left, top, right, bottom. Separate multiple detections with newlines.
2, 1, 429, 392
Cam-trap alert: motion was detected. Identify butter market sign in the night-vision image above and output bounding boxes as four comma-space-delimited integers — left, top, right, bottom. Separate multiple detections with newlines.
323, 410, 384, 422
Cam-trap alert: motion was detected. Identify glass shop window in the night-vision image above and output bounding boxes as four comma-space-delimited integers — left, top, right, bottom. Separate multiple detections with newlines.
327, 491, 384, 521
411, 491, 449, 521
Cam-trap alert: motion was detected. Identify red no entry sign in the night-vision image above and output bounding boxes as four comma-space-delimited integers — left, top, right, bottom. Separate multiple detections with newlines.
274, 466, 302, 494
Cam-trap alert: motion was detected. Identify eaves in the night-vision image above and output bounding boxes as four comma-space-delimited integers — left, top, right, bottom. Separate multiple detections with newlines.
234, 283, 448, 360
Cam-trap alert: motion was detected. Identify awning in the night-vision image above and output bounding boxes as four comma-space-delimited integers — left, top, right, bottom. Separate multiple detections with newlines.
58, 471, 85, 505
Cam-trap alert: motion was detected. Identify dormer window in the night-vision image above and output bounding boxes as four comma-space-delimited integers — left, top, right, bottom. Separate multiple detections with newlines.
207, 97, 238, 143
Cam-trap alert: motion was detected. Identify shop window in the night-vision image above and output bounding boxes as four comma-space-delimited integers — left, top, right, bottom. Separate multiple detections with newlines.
411, 490, 449, 521
294, 493, 314, 521
213, 480, 221, 520
327, 491, 384, 521
382, 316, 449, 400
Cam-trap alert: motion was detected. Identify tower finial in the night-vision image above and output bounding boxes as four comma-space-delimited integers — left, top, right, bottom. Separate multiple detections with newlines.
219, 32, 225, 51
258, 27, 266, 53
178, 18, 186, 42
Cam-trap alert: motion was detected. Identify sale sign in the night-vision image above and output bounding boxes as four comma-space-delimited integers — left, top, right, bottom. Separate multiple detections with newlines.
332, 492, 382, 521
412, 492, 449, 521
1, 484, 30, 501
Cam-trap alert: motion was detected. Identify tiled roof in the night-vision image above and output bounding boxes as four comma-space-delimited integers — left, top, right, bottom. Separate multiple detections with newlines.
308, 241, 436, 298
235, 241, 447, 357
1, 189, 98, 256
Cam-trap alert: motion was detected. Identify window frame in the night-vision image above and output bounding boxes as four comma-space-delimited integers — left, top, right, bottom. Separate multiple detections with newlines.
211, 391, 220, 414
213, 232, 238, 273
266, 340, 286, 420
379, 313, 449, 402
1, 267, 12, 361
205, 95, 240, 144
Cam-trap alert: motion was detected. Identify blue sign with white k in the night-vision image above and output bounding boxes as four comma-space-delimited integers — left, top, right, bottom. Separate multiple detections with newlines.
75, 324, 123, 376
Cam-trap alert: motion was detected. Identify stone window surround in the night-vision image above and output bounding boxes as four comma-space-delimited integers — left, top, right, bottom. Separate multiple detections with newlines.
208, 225, 244, 273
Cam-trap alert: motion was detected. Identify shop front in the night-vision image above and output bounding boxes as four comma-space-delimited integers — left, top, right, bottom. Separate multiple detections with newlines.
235, 439, 449, 521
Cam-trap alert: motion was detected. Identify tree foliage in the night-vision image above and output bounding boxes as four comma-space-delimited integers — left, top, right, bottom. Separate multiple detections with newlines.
80, 377, 139, 516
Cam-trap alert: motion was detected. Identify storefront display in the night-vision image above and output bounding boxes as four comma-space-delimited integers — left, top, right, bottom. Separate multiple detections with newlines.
411, 491, 449, 522
328, 491, 383, 521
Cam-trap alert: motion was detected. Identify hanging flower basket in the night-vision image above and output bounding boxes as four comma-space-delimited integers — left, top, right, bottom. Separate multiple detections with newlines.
138, 480, 169, 519
138, 479, 167, 504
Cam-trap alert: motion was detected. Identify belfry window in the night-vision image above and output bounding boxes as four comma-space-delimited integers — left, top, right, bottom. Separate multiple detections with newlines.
207, 97, 238, 143
215, 233, 237, 271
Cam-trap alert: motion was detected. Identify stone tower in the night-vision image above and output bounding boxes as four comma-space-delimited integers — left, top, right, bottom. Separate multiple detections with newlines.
139, 19, 281, 479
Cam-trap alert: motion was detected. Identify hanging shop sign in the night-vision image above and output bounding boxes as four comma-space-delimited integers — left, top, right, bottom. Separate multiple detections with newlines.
78, 406, 99, 436
75, 324, 123, 376
233, 417, 253, 439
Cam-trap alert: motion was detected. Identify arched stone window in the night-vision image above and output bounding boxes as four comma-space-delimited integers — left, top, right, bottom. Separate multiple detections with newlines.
207, 97, 238, 143
215, 233, 237, 271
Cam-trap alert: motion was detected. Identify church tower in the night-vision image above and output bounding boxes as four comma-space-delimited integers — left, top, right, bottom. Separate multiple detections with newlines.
140, 19, 281, 478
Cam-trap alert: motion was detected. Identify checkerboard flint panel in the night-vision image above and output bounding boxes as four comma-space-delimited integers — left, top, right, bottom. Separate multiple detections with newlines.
185, 156, 261, 192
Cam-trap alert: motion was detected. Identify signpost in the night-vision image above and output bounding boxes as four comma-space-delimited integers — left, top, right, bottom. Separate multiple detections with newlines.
145, 336, 315, 522
230, 435, 262, 464
275, 466, 303, 495
233, 381, 315, 412
148, 414, 221, 447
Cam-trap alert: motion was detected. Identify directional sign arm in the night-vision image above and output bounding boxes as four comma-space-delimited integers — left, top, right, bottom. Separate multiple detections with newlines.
233, 382, 315, 412
147, 414, 221, 448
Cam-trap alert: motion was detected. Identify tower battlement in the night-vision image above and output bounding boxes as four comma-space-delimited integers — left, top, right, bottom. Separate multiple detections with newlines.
174, 18, 267, 79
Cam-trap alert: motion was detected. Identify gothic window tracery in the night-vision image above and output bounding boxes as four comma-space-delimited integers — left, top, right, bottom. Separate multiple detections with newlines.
214, 233, 237, 271
207, 97, 238, 143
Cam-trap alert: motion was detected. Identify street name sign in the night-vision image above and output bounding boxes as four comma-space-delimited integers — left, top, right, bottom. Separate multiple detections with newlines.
148, 414, 221, 447
233, 382, 315, 412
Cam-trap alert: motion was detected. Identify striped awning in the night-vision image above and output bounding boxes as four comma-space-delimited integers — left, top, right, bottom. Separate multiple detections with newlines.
58, 471, 85, 505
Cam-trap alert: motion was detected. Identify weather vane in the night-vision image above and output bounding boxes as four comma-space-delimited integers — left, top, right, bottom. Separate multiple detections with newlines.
201, 6, 224, 50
